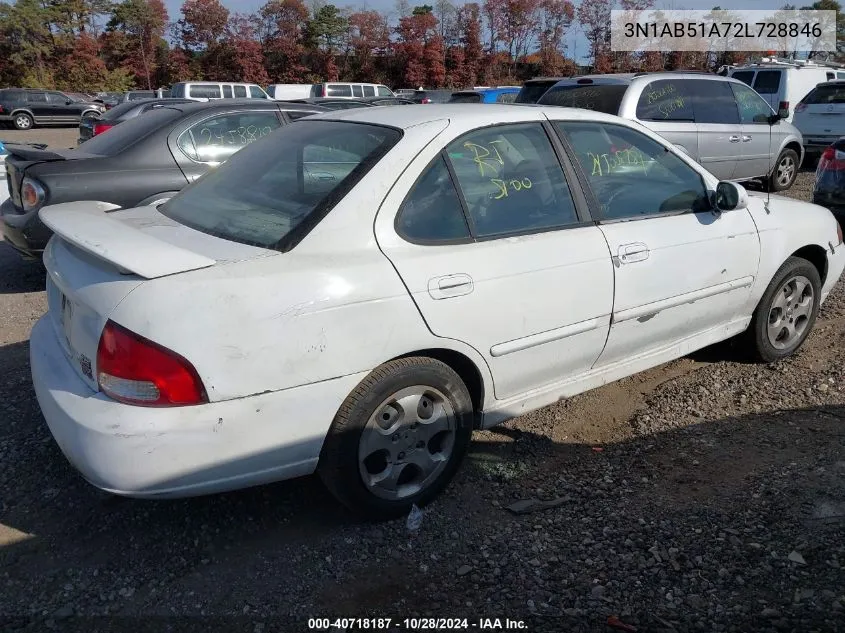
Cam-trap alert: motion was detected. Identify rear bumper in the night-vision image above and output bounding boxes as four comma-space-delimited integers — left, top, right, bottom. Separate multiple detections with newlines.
804, 136, 843, 152
30, 315, 365, 498
0, 199, 50, 258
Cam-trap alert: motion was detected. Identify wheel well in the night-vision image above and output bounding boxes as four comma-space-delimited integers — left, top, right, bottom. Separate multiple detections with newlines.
785, 140, 803, 163
82, 109, 100, 118
395, 348, 484, 415
792, 245, 828, 284
10, 109, 33, 118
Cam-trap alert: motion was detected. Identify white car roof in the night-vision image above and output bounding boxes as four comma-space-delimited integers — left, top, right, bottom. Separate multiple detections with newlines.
310, 103, 629, 130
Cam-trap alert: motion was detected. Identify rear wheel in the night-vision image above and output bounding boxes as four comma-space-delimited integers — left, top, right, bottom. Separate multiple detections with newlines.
12, 112, 33, 130
747, 256, 820, 362
769, 148, 799, 191
318, 357, 473, 519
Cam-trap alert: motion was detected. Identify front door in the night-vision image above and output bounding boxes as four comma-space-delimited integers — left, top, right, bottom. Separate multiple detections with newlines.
553, 119, 760, 367
376, 122, 614, 400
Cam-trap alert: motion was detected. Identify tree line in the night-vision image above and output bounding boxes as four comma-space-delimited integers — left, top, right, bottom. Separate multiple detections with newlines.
0, 0, 842, 93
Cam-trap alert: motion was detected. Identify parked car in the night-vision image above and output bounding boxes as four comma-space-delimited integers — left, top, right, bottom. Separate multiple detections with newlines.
121, 90, 158, 103
813, 137, 845, 224
0, 141, 8, 206
793, 80, 845, 158
729, 57, 845, 122
78, 98, 195, 145
362, 96, 415, 106
448, 87, 521, 103
310, 82, 395, 99
408, 89, 454, 104
266, 84, 312, 100
170, 82, 271, 101
1, 100, 325, 259
538, 73, 804, 191
0, 89, 105, 130
29, 104, 844, 518
94, 92, 122, 110
284, 98, 375, 110
515, 77, 571, 104
65, 92, 96, 103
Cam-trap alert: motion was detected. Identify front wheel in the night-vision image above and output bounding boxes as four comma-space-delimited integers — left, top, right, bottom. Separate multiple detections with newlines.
747, 256, 821, 362
769, 148, 799, 192
12, 112, 33, 130
318, 357, 473, 519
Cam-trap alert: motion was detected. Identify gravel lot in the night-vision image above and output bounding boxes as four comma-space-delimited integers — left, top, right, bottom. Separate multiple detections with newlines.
0, 128, 842, 633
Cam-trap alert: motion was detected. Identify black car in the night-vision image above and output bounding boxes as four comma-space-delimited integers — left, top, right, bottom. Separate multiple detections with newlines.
515, 77, 571, 104
78, 98, 194, 144
0, 88, 105, 130
813, 138, 845, 225
285, 97, 375, 110
408, 89, 454, 104
1, 99, 325, 259
361, 96, 415, 106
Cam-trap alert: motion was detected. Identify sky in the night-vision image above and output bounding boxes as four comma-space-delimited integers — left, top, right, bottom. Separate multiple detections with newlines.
161, 0, 792, 65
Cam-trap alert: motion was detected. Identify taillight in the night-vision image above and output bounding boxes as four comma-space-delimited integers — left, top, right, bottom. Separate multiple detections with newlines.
795, 102, 807, 113
92, 121, 114, 136
322, 85, 327, 97
779, 100, 789, 112
421, 98, 431, 104
96, 320, 207, 407
818, 146, 845, 172
0, 105, 4, 114
20, 177, 45, 211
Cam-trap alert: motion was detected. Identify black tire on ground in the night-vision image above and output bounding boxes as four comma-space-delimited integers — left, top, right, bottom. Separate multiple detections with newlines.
12, 112, 33, 131
747, 256, 821, 363
318, 356, 474, 519
768, 148, 799, 192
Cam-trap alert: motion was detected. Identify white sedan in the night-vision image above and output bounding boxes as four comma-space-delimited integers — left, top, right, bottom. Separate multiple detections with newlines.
30, 105, 845, 518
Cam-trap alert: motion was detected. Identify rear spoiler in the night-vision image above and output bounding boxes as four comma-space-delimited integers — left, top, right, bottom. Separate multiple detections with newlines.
40, 203, 216, 279
3, 143, 97, 162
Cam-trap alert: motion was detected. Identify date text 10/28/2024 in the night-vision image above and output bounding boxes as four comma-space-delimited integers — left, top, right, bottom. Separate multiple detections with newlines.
308, 618, 528, 630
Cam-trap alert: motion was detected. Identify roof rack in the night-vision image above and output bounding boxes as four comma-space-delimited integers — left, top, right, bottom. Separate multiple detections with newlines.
632, 70, 712, 77
741, 56, 845, 70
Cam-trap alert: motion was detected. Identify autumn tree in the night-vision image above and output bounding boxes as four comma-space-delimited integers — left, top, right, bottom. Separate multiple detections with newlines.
258, 0, 310, 82
305, 4, 348, 80
219, 14, 269, 83
348, 10, 391, 81
577, 0, 612, 69
107, 0, 168, 89
537, 0, 574, 75
177, 0, 230, 78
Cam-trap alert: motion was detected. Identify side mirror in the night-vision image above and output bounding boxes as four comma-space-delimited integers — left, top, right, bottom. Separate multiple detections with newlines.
713, 181, 748, 211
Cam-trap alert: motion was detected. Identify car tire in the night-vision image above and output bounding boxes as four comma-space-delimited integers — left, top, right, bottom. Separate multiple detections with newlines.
318, 357, 474, 519
747, 256, 821, 363
12, 112, 33, 131
769, 148, 799, 191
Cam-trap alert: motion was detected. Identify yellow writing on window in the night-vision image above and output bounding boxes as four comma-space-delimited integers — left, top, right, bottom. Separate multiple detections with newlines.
659, 97, 686, 119
587, 148, 647, 177
464, 140, 505, 177
646, 83, 676, 104
490, 177, 532, 199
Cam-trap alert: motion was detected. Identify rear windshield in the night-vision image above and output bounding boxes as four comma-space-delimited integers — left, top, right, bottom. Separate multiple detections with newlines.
802, 84, 845, 104
450, 92, 482, 103
731, 71, 755, 86
515, 81, 558, 104
101, 101, 148, 120
128, 91, 155, 100
159, 121, 402, 250
78, 107, 183, 156
753, 70, 782, 94
538, 84, 627, 115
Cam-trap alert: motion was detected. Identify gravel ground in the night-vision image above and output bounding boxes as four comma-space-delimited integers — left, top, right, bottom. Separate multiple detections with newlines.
0, 131, 842, 633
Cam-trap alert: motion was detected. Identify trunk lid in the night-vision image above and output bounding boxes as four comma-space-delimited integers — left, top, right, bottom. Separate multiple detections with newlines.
4, 144, 100, 212
41, 203, 274, 390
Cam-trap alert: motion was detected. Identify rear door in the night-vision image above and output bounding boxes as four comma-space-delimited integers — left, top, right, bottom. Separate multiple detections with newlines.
170, 107, 284, 182
796, 83, 845, 141
376, 120, 614, 400
751, 69, 783, 112
633, 79, 700, 167
690, 79, 742, 180
730, 81, 779, 179
25, 91, 50, 121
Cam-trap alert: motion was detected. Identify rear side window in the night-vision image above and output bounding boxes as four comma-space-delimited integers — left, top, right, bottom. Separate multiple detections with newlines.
398, 156, 470, 241
160, 121, 402, 250
446, 123, 579, 237
515, 81, 557, 104
352, 85, 363, 97
362, 85, 375, 97
177, 111, 281, 163
539, 84, 627, 115
26, 92, 48, 103
801, 84, 845, 104
753, 70, 782, 94
450, 92, 483, 103
690, 80, 739, 124
731, 71, 754, 86
326, 84, 352, 97
170, 84, 186, 98
189, 85, 221, 99
635, 80, 694, 121
234, 85, 247, 98
0, 90, 25, 101
222, 85, 233, 98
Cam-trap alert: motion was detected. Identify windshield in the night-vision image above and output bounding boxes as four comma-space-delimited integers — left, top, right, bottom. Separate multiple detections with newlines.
450, 92, 482, 103
537, 84, 627, 115
160, 120, 402, 250
515, 81, 558, 104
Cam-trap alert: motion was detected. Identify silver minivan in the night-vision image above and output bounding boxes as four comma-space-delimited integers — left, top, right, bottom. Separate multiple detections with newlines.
538, 73, 804, 191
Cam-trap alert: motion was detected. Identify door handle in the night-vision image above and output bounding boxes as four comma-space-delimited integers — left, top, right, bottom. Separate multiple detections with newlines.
729, 135, 741, 143
618, 242, 649, 264
428, 274, 474, 300
741, 135, 752, 142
